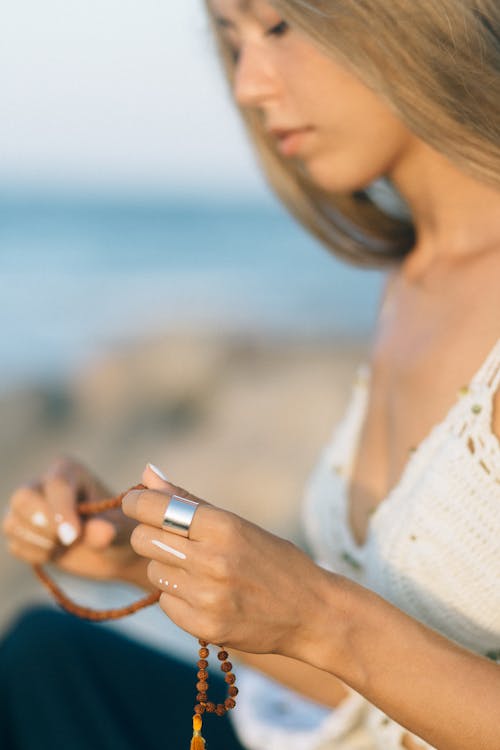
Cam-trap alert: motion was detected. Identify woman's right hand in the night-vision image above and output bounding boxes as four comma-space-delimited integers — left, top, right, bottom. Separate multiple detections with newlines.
2, 455, 148, 588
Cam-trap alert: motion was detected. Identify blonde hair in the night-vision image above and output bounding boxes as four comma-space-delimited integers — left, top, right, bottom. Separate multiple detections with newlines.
205, 1, 500, 267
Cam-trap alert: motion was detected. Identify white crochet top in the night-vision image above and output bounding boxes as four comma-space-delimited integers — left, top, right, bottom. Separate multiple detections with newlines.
229, 336, 500, 750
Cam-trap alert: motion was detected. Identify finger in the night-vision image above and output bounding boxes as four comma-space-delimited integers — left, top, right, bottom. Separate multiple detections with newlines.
142, 464, 210, 508
147, 560, 187, 597
42, 470, 82, 546
157, 593, 204, 642
122, 487, 212, 541
130, 524, 189, 566
143, 463, 172, 491
81, 518, 117, 550
3, 514, 56, 552
8, 535, 54, 566
10, 487, 58, 540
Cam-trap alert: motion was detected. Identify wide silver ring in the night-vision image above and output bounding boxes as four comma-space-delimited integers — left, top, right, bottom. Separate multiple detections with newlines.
162, 495, 199, 538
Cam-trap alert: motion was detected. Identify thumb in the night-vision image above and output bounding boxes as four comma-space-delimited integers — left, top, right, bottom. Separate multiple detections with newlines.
82, 518, 117, 550
142, 463, 209, 507
143, 463, 171, 492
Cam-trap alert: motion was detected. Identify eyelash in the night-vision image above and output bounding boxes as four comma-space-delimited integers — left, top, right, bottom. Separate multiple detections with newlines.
230, 20, 289, 63
265, 20, 289, 37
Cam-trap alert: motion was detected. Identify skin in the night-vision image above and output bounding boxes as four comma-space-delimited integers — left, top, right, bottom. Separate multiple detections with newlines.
3, 2, 500, 749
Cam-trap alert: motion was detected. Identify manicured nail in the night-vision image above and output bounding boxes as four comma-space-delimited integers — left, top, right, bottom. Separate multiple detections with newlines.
148, 463, 169, 482
57, 522, 77, 546
32, 511, 48, 528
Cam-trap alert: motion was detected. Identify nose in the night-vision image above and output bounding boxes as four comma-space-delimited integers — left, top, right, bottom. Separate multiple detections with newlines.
232, 43, 281, 109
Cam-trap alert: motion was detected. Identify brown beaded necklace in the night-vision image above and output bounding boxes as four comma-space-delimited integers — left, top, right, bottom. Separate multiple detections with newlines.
32, 483, 237, 749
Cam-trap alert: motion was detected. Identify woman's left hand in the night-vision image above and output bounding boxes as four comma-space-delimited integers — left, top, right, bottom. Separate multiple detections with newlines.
122, 464, 328, 656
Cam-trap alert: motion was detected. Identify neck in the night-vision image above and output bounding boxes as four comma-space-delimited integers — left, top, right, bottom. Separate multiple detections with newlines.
388, 140, 500, 279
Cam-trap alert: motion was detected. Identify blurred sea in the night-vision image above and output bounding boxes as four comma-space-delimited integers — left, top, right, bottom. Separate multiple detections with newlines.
0, 190, 384, 393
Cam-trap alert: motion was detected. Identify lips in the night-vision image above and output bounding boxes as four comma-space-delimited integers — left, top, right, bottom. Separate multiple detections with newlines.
268, 126, 315, 157
268, 125, 312, 138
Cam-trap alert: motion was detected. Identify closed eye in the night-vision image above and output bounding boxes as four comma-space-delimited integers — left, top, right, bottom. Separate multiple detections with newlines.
224, 19, 290, 64
265, 19, 289, 37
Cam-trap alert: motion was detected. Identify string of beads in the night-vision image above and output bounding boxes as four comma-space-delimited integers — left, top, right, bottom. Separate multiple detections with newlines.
195, 641, 239, 717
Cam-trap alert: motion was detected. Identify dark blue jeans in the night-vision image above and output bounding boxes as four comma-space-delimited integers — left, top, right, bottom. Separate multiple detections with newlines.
0, 607, 246, 749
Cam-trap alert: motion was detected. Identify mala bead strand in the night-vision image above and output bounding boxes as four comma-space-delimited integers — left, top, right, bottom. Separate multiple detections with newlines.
191, 640, 238, 747
193, 641, 238, 716
33, 563, 160, 621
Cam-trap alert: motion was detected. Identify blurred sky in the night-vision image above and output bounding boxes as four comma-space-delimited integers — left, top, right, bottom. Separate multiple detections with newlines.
0, 0, 267, 198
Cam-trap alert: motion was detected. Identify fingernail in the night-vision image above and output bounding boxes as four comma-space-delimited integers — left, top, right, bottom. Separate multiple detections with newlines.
32, 511, 48, 528
57, 522, 77, 546
147, 463, 169, 482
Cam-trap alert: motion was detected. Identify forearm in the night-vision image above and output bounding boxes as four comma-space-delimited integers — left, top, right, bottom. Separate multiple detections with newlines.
298, 571, 500, 750
229, 648, 350, 709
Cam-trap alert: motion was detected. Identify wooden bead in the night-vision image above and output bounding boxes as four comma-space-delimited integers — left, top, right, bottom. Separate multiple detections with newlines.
221, 661, 232, 672
228, 686, 239, 697
194, 704, 206, 715
197, 669, 209, 680
217, 650, 229, 661
197, 659, 208, 669
199, 640, 208, 647
215, 704, 226, 716
224, 673, 236, 684
196, 692, 207, 702
199, 648, 209, 658
224, 698, 236, 710
205, 702, 216, 713
196, 681, 209, 692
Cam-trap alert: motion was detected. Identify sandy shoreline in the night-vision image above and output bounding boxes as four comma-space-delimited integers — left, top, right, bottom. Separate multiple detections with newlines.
0, 330, 368, 642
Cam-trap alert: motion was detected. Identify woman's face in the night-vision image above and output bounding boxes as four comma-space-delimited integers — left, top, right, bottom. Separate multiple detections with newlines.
210, 0, 416, 193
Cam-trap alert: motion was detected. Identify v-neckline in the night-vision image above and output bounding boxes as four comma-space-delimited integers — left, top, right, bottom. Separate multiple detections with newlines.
342, 335, 500, 553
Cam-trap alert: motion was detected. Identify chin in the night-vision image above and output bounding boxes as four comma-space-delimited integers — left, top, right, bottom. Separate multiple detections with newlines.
302, 154, 386, 195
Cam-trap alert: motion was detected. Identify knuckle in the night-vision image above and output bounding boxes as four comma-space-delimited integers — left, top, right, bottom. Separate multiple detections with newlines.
211, 509, 241, 543
206, 552, 231, 582
198, 587, 221, 610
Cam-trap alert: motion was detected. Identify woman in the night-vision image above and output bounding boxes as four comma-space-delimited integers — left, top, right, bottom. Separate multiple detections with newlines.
1, 1, 499, 749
